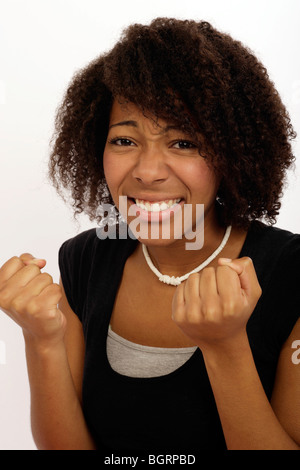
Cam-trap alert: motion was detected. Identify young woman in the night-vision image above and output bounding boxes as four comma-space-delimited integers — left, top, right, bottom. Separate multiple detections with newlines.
0, 18, 299, 452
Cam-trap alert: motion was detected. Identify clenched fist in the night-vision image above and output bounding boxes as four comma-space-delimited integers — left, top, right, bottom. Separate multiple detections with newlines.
172, 257, 262, 352
0, 253, 65, 345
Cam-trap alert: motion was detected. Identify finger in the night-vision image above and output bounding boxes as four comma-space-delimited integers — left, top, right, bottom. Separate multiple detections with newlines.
20, 253, 46, 269
37, 283, 63, 311
171, 282, 185, 321
199, 267, 218, 298
22, 272, 54, 296
183, 273, 200, 304
0, 256, 25, 283
175, 282, 185, 305
218, 257, 255, 297
25, 284, 65, 332
10, 273, 55, 314
19, 253, 35, 263
0, 263, 42, 314
199, 267, 221, 320
25, 259, 47, 269
5, 263, 41, 292
216, 265, 241, 312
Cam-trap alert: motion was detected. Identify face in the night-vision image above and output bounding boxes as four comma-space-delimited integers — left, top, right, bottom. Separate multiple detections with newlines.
103, 99, 220, 246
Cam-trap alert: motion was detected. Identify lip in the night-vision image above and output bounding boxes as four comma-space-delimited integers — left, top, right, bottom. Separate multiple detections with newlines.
129, 195, 184, 203
127, 197, 184, 222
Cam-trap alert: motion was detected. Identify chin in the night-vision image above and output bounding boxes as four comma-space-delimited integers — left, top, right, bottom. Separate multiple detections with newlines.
135, 234, 186, 248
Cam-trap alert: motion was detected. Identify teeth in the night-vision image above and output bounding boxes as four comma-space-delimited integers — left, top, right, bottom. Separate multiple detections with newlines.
135, 198, 181, 212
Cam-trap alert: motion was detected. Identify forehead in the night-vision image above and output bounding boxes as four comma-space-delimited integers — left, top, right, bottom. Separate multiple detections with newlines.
108, 99, 179, 134
109, 99, 145, 120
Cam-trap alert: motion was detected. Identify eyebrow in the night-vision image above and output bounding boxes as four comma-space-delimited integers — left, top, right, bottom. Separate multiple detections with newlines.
108, 120, 185, 133
108, 120, 138, 130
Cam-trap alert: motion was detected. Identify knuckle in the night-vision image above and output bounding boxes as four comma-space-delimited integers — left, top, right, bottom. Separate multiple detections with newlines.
47, 283, 61, 294
52, 286, 63, 302
222, 300, 236, 315
25, 264, 40, 275
0, 256, 23, 272
10, 296, 24, 313
40, 272, 53, 283
202, 267, 215, 275
217, 264, 230, 273
19, 253, 35, 264
243, 256, 253, 267
186, 307, 201, 323
10, 256, 22, 264
256, 284, 262, 298
13, 255, 25, 264
26, 298, 41, 316
202, 305, 218, 318
186, 272, 200, 283
46, 309, 59, 321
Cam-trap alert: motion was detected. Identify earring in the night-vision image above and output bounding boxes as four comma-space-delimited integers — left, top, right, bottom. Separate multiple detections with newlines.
216, 194, 224, 206
101, 180, 110, 199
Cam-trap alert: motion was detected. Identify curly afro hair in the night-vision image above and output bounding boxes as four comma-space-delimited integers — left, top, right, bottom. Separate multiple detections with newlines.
48, 17, 296, 229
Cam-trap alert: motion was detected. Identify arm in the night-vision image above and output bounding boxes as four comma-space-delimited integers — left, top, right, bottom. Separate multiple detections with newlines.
26, 278, 95, 450
172, 257, 300, 450
0, 254, 96, 450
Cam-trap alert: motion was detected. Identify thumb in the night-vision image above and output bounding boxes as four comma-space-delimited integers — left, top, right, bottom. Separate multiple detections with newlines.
19, 253, 46, 269
218, 256, 257, 298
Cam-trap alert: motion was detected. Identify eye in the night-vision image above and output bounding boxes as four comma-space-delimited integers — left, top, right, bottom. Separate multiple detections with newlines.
172, 140, 197, 150
108, 138, 135, 147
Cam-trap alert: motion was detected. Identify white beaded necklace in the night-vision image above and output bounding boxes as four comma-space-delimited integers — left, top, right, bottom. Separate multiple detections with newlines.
142, 225, 232, 286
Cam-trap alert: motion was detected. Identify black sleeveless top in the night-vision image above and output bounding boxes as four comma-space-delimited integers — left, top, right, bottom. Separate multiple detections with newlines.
58, 221, 300, 453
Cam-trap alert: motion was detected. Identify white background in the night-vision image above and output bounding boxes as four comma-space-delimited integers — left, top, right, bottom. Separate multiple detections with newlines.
0, 0, 299, 450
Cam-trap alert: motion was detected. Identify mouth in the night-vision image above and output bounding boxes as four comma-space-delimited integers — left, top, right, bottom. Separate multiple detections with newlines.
127, 197, 184, 222
131, 197, 183, 213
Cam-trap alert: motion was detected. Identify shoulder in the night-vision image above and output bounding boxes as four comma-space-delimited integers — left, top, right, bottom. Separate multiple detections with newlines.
58, 228, 138, 292
59, 228, 98, 260
58, 229, 98, 315
245, 221, 300, 275
59, 228, 138, 262
250, 222, 300, 348
249, 220, 300, 251
248, 221, 300, 292
58, 229, 138, 320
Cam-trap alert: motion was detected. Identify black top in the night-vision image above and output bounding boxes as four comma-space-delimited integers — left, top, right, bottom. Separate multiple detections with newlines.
58, 221, 300, 453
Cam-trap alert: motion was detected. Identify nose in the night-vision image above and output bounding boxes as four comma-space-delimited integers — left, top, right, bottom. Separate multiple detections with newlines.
132, 147, 169, 185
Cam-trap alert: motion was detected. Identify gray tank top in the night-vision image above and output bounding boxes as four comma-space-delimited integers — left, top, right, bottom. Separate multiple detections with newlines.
107, 325, 197, 378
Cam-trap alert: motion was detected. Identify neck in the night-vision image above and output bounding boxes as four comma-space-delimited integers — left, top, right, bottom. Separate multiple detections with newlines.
141, 212, 228, 278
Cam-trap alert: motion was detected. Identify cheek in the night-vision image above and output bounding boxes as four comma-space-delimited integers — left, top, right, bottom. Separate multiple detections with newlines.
202, 169, 219, 193
103, 149, 113, 181
180, 160, 219, 195
103, 150, 123, 194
